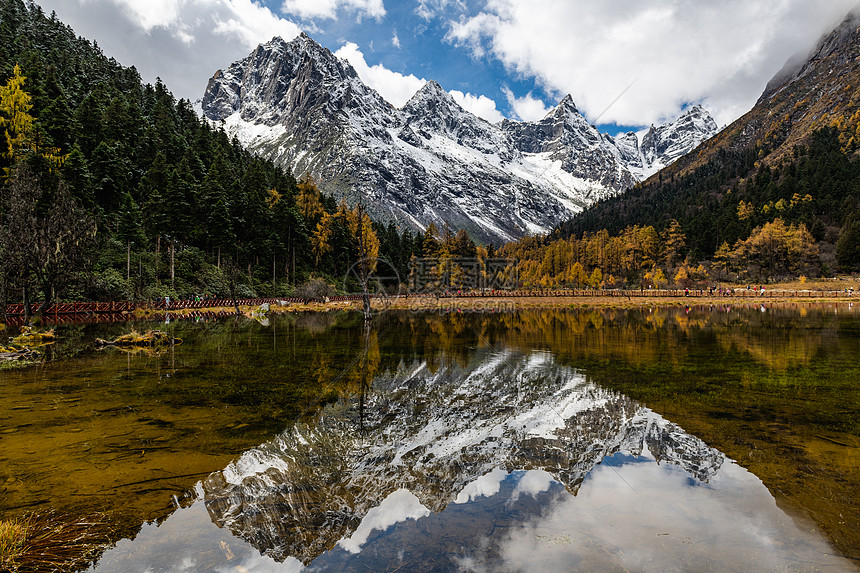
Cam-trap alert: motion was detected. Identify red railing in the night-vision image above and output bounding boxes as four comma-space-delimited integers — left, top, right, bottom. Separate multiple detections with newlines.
2, 310, 253, 327
4, 298, 288, 316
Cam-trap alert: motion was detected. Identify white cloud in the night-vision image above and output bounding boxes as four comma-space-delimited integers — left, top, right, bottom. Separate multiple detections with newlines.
89, 0, 182, 32
78, 0, 300, 47
328, 42, 505, 121
214, 0, 302, 48
280, 0, 385, 21
450, 89, 504, 123
392, 28, 401, 49
448, 0, 860, 127
39, 0, 301, 101
416, 0, 465, 21
455, 468, 508, 503
502, 87, 551, 122
337, 489, 429, 554
335, 42, 426, 107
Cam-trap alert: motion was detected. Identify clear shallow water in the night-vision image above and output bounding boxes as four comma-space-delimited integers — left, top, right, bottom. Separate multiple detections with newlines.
1, 306, 858, 571
90, 348, 853, 572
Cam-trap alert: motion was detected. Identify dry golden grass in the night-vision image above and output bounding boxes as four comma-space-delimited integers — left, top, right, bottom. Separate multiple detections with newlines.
0, 511, 110, 572
95, 330, 181, 348
0, 518, 27, 568
10, 326, 55, 347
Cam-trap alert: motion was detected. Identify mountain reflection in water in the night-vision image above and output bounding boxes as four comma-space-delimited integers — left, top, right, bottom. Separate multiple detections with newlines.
90, 348, 854, 572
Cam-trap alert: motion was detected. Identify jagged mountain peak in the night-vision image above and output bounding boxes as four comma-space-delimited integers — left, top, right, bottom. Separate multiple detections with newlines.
201, 32, 719, 244
415, 79, 449, 98
248, 33, 337, 69
283, 31, 329, 54
544, 94, 588, 127
638, 105, 718, 176
402, 80, 461, 115
677, 104, 715, 125
551, 94, 579, 116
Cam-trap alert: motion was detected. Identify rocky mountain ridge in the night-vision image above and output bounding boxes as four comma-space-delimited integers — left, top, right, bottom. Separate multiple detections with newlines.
202, 33, 718, 244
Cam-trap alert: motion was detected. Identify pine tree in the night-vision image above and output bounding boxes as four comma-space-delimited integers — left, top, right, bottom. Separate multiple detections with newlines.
662, 219, 686, 268
836, 219, 860, 272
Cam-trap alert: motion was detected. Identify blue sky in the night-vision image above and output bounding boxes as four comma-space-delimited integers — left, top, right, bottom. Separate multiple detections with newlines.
36, 0, 860, 135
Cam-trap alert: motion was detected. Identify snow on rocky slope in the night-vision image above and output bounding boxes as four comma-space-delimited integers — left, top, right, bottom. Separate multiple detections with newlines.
202, 33, 718, 244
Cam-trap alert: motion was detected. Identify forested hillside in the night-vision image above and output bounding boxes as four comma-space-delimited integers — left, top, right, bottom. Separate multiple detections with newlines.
554, 10, 860, 276
500, 125, 859, 289
500, 11, 860, 288
558, 127, 860, 271
0, 0, 425, 316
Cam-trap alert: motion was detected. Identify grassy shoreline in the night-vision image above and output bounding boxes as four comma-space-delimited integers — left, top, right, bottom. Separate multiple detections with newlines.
275, 292, 857, 313
126, 291, 858, 317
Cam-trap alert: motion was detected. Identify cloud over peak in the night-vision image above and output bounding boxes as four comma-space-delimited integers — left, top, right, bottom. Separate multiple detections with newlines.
447, 0, 860, 127
280, 0, 385, 21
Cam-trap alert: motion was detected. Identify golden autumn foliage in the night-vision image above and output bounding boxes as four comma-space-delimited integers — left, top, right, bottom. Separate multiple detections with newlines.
501, 212, 823, 289
721, 218, 818, 279
312, 212, 333, 268
295, 176, 325, 221
344, 203, 380, 266
264, 187, 282, 209
0, 65, 65, 179
500, 224, 671, 288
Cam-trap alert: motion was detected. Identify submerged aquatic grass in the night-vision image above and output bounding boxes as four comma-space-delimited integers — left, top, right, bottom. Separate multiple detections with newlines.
0, 511, 110, 572
0, 518, 27, 568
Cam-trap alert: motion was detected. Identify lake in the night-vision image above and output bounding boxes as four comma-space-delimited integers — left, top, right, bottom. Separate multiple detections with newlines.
1, 304, 858, 571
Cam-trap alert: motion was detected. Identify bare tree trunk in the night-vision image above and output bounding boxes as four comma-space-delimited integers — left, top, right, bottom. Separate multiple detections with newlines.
0, 274, 7, 326
22, 284, 31, 324
229, 272, 240, 315
272, 253, 276, 292
127, 241, 131, 282
170, 239, 175, 291
217, 246, 221, 269
155, 235, 161, 285
357, 204, 371, 320
34, 281, 53, 318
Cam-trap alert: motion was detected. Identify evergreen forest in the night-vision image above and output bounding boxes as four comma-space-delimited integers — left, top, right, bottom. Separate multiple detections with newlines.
0, 0, 439, 317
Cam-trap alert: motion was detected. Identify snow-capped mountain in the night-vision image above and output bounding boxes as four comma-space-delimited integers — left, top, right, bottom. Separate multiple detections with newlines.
201, 33, 718, 244
637, 105, 719, 177
201, 349, 724, 565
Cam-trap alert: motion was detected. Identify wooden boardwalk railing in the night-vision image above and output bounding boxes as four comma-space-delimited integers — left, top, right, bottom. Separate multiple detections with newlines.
4, 298, 285, 316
